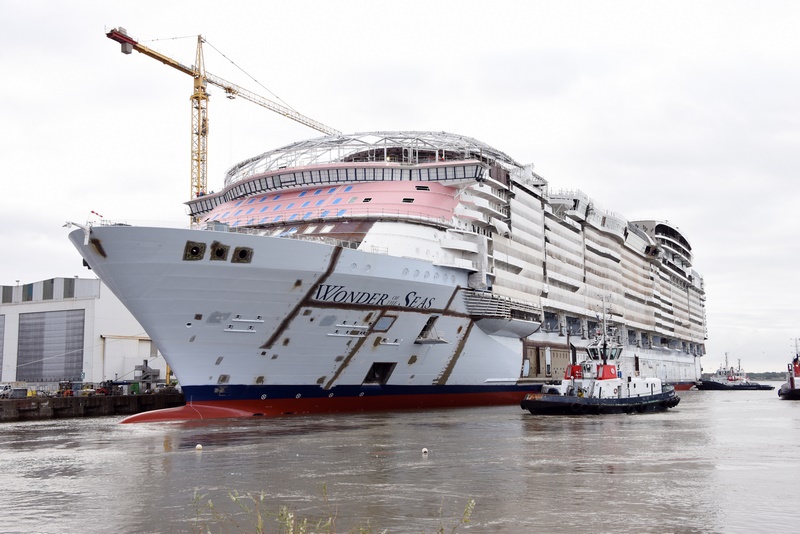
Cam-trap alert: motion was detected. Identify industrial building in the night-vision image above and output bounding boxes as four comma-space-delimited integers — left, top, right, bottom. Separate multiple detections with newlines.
0, 277, 168, 392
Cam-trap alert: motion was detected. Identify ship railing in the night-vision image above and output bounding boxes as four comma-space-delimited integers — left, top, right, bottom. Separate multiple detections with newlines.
461, 289, 540, 318
195, 209, 452, 232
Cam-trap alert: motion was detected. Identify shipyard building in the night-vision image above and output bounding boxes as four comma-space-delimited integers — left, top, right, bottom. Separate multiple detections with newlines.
0, 277, 167, 392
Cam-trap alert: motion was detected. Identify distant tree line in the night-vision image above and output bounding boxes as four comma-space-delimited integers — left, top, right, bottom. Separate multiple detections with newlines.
747, 372, 785, 380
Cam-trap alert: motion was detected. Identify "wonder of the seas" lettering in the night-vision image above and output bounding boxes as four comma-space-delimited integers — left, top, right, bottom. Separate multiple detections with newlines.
312, 284, 435, 309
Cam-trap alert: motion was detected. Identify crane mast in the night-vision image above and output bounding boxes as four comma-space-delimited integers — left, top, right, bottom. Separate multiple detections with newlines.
106, 27, 340, 203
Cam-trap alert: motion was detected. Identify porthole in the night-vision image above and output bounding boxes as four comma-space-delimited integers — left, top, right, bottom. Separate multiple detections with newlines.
232, 246, 253, 264
183, 241, 206, 261
210, 241, 229, 261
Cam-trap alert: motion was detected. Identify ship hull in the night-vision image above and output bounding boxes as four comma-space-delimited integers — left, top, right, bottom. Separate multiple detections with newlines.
69, 222, 702, 422
696, 380, 774, 391
778, 384, 800, 400
520, 389, 680, 416
71, 225, 544, 422
123, 387, 534, 422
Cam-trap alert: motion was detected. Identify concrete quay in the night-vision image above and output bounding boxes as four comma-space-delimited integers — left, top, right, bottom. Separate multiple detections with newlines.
0, 394, 185, 422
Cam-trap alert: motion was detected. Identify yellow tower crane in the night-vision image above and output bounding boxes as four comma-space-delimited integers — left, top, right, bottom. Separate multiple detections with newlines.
106, 27, 341, 202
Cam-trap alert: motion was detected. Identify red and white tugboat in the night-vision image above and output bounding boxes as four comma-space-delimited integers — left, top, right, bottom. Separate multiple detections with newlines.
778, 353, 800, 400
520, 321, 680, 415
695, 353, 774, 391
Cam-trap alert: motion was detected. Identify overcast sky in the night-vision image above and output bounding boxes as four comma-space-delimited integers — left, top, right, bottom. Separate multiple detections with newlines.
2, 1, 799, 371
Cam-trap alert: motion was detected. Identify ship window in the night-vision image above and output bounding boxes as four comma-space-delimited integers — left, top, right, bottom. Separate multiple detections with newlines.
362, 198, 372, 203
332, 198, 342, 205
286, 203, 295, 209
320, 210, 330, 217
274, 194, 281, 200
303, 226, 317, 234
289, 214, 298, 220
273, 204, 282, 211
211, 214, 219, 220
210, 242, 229, 261
348, 197, 358, 204
221, 212, 230, 219
337, 209, 346, 216
43, 278, 54, 300
61, 278, 75, 302
247, 198, 256, 204
235, 201, 243, 206
416, 185, 430, 191
259, 218, 268, 224
362, 362, 396, 385
260, 206, 269, 213
344, 186, 353, 192
301, 201, 310, 207
183, 241, 206, 261
315, 199, 324, 206
259, 196, 268, 202
272, 215, 282, 222
373, 315, 397, 332
313, 189, 322, 195
215, 357, 224, 365
255, 376, 265, 384
246, 208, 254, 214
299, 191, 307, 197
328, 188, 336, 194
232, 221, 241, 227
234, 210, 243, 216
402, 198, 414, 203
217, 375, 230, 384
321, 224, 334, 233
232, 247, 253, 263
303, 212, 312, 219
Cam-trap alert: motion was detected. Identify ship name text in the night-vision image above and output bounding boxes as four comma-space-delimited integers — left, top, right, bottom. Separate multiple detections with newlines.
312, 284, 435, 309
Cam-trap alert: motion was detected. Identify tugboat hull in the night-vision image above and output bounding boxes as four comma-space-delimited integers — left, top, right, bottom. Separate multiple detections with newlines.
520, 390, 680, 415
696, 381, 774, 391
778, 384, 800, 400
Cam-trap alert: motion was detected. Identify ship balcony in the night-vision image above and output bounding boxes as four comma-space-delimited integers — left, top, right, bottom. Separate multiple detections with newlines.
658, 240, 692, 266
546, 270, 582, 291
433, 256, 478, 271
464, 196, 505, 219
584, 240, 621, 262
494, 252, 528, 270
439, 238, 479, 253
455, 207, 491, 226
468, 183, 507, 204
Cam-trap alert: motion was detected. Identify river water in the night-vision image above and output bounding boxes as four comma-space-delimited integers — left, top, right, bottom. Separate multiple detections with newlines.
0, 384, 796, 533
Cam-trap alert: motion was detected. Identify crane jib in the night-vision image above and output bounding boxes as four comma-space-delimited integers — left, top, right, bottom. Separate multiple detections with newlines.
104, 25, 341, 211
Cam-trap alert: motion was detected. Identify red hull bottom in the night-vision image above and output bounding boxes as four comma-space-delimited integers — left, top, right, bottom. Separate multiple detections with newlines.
672, 382, 698, 392
120, 390, 537, 423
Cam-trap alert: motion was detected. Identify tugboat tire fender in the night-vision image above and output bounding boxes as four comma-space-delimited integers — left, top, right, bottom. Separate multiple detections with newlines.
570, 403, 582, 414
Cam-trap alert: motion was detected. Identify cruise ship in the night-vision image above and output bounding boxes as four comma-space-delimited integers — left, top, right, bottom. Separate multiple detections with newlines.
68, 131, 706, 422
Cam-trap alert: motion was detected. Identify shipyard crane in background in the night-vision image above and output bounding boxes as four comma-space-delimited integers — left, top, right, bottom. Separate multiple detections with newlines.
106, 27, 341, 203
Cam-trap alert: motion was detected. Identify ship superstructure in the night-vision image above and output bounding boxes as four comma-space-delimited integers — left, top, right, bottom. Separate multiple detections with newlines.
69, 131, 706, 421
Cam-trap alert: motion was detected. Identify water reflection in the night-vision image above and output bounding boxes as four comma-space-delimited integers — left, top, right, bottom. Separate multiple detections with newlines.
0, 385, 797, 533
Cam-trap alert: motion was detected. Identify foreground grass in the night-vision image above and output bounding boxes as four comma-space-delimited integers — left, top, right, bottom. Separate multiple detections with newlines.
191, 484, 475, 533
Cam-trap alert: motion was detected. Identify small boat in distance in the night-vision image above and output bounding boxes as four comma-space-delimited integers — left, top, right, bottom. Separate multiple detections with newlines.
520, 309, 680, 415
695, 354, 774, 391
778, 353, 800, 400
